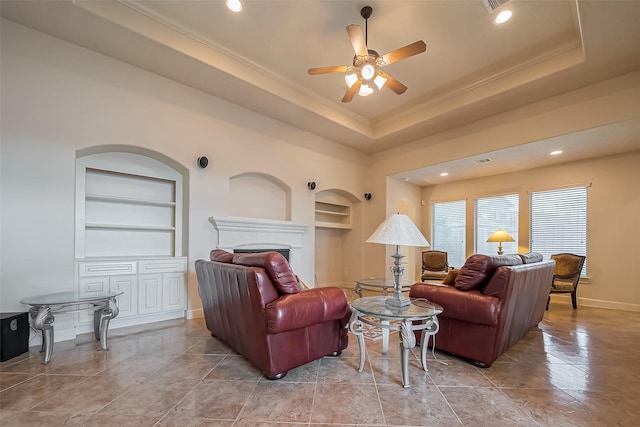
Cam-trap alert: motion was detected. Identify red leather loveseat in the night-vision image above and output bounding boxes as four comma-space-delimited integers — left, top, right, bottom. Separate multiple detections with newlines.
409, 253, 555, 367
195, 249, 351, 379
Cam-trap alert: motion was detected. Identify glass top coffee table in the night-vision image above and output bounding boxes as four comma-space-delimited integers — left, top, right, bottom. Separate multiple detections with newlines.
349, 296, 443, 388
20, 290, 123, 364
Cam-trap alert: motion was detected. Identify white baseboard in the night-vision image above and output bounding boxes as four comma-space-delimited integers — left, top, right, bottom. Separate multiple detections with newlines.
73, 311, 185, 336
550, 294, 640, 312
187, 308, 203, 319
28, 327, 77, 348
28, 311, 189, 346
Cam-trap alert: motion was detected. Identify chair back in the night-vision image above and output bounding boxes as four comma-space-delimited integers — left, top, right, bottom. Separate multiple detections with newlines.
422, 250, 448, 271
550, 253, 585, 284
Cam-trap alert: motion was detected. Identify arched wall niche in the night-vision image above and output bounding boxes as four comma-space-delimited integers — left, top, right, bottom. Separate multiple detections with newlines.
315, 188, 360, 204
229, 172, 291, 221
76, 144, 189, 177
74, 144, 189, 258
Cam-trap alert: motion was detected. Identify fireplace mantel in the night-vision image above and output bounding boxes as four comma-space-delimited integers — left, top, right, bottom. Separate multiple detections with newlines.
209, 217, 309, 272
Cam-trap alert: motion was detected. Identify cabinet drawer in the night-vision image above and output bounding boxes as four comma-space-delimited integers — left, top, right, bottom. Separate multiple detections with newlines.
79, 277, 110, 294
79, 261, 137, 277
138, 258, 186, 274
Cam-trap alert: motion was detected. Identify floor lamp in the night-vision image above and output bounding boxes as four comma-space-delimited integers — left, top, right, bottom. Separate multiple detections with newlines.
366, 213, 430, 310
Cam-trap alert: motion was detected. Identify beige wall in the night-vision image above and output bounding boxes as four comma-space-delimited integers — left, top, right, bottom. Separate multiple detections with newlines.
0, 20, 369, 322
419, 152, 640, 311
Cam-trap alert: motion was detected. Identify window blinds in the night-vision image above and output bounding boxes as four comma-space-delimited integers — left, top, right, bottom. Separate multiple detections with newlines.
530, 186, 587, 274
431, 200, 466, 268
475, 194, 519, 255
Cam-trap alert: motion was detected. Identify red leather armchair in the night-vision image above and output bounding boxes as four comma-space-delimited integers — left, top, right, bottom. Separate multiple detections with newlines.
195, 249, 351, 379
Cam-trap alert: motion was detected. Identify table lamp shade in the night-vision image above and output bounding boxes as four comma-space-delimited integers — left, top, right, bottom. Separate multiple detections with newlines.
486, 228, 515, 243
366, 213, 430, 247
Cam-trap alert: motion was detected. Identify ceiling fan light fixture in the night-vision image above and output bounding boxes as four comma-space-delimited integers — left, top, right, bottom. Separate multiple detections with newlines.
359, 84, 374, 97
307, 6, 426, 102
345, 73, 359, 88
361, 64, 375, 80
374, 74, 387, 90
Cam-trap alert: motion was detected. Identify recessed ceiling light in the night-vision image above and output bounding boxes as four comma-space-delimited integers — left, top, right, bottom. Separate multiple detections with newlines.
440, 172, 449, 177
402, 177, 410, 182
550, 150, 563, 156
226, 0, 242, 12
494, 10, 512, 24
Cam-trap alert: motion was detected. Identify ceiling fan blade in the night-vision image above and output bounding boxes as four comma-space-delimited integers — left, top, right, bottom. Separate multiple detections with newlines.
379, 72, 407, 95
342, 80, 362, 103
346, 24, 368, 57
307, 65, 352, 75
381, 40, 426, 65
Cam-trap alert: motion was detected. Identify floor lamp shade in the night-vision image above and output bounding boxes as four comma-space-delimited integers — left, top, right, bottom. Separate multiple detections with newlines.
366, 213, 430, 247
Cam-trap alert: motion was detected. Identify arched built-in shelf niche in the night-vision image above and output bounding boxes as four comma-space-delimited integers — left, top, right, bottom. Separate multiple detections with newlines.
229, 172, 291, 221
314, 189, 361, 288
73, 145, 189, 332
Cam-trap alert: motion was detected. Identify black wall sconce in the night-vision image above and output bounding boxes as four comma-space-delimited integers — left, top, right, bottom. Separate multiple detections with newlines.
307, 181, 316, 191
364, 193, 372, 200
197, 156, 209, 169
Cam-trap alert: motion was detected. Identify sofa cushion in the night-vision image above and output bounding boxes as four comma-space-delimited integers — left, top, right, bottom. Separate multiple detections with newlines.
455, 254, 522, 291
233, 252, 300, 294
442, 268, 459, 285
210, 249, 235, 263
266, 287, 349, 333
518, 252, 543, 264
410, 283, 499, 326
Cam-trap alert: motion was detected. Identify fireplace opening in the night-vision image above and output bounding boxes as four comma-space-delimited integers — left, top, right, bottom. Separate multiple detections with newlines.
233, 248, 290, 262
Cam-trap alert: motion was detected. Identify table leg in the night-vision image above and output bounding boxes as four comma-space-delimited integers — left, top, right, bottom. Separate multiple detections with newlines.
381, 320, 390, 354
31, 306, 55, 364
348, 309, 366, 372
399, 320, 417, 388
93, 297, 119, 351
355, 283, 363, 298
420, 316, 440, 371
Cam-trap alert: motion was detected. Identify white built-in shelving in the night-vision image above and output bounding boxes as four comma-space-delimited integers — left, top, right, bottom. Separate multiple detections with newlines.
315, 200, 352, 229
74, 152, 186, 331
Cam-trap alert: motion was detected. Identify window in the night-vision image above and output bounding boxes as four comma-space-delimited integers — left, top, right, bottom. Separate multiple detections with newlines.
431, 200, 466, 268
475, 194, 519, 255
530, 186, 587, 274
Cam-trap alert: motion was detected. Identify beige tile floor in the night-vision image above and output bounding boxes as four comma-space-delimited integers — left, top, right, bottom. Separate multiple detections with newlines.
1, 296, 639, 426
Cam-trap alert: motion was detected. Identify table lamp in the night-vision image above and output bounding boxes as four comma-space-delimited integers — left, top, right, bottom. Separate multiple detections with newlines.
486, 228, 515, 255
366, 213, 430, 310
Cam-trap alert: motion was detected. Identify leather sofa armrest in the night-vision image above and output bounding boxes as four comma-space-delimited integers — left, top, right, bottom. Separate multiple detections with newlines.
266, 287, 349, 334
410, 283, 500, 326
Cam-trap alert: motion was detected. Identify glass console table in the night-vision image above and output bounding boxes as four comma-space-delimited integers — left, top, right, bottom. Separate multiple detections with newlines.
20, 290, 123, 364
349, 296, 443, 388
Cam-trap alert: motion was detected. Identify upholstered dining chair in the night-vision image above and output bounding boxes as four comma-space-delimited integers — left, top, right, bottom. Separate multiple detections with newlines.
420, 250, 449, 282
547, 253, 586, 309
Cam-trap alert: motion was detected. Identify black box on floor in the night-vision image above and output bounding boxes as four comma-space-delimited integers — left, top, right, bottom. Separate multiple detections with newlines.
1, 312, 30, 362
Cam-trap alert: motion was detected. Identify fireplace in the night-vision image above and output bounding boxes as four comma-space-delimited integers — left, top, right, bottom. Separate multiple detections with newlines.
209, 217, 308, 273
233, 248, 290, 261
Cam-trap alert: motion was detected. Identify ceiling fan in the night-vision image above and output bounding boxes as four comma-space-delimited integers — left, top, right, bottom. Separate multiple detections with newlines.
307, 6, 426, 103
